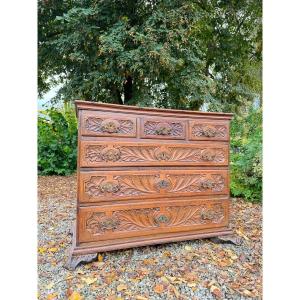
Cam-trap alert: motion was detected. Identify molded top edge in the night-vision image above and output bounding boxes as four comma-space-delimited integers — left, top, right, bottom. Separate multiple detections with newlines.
74, 100, 234, 119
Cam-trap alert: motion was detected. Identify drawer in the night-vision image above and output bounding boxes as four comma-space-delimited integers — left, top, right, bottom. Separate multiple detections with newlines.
80, 110, 137, 137
79, 169, 229, 203
80, 141, 229, 167
78, 199, 229, 243
189, 120, 229, 141
140, 117, 186, 140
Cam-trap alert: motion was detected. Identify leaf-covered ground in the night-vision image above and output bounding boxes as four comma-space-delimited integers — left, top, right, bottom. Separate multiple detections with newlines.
38, 175, 262, 300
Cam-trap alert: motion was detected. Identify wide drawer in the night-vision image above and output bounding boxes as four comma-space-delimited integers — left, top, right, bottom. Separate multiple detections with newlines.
79, 169, 229, 203
78, 199, 229, 243
79, 141, 229, 167
189, 120, 229, 141
80, 110, 137, 137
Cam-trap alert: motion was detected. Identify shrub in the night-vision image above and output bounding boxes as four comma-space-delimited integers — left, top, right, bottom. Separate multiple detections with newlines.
38, 106, 77, 175
230, 107, 262, 202
37, 104, 262, 202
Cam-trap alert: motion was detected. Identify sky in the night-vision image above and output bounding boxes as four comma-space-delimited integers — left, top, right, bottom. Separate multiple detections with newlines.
38, 84, 62, 110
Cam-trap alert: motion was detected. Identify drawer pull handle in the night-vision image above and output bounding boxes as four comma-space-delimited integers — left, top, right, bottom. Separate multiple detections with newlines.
200, 211, 214, 220
154, 148, 171, 161
155, 123, 172, 135
99, 218, 120, 230
101, 119, 120, 133
156, 179, 171, 189
155, 215, 169, 223
201, 126, 217, 137
101, 147, 121, 162
199, 179, 215, 190
100, 180, 120, 193
200, 149, 216, 161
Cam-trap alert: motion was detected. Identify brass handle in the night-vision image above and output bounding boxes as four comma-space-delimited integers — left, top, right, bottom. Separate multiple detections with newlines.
157, 179, 170, 189
155, 215, 169, 223
101, 119, 120, 133
100, 180, 120, 193
155, 123, 172, 135
99, 218, 120, 230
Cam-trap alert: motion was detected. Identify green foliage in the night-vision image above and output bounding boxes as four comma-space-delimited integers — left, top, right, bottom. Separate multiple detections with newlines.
38, 0, 262, 199
38, 0, 262, 112
38, 106, 77, 175
230, 107, 262, 202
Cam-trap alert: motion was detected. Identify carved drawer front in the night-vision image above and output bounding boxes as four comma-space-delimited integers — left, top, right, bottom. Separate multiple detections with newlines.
141, 117, 186, 140
80, 111, 137, 137
78, 199, 229, 243
79, 169, 229, 203
80, 141, 229, 167
189, 120, 229, 141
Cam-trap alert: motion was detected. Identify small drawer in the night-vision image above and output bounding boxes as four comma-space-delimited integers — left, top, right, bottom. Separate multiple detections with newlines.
79, 141, 229, 167
80, 110, 137, 137
140, 117, 186, 140
78, 199, 229, 243
189, 120, 229, 141
78, 169, 229, 203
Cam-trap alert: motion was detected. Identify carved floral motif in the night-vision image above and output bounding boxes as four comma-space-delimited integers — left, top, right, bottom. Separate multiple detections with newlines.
85, 117, 134, 135
191, 123, 227, 138
85, 203, 225, 235
84, 173, 226, 199
84, 144, 226, 164
144, 121, 184, 137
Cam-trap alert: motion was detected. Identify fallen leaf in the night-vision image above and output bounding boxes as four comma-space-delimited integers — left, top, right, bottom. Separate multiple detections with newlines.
163, 251, 172, 257
97, 254, 103, 262
68, 291, 83, 300
117, 284, 127, 292
184, 272, 198, 282
82, 277, 97, 285
154, 284, 165, 294
104, 272, 117, 284
46, 282, 54, 289
66, 288, 73, 297
160, 276, 169, 283
47, 293, 58, 300
155, 271, 164, 277
242, 289, 254, 297
135, 296, 148, 300
171, 285, 180, 298
187, 283, 197, 288
48, 247, 58, 252
166, 275, 177, 282
143, 258, 156, 265
226, 249, 238, 260
38, 247, 47, 254
236, 229, 249, 241
218, 258, 233, 267
210, 285, 222, 298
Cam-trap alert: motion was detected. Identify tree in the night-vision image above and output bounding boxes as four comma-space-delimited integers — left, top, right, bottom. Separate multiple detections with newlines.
38, 0, 262, 112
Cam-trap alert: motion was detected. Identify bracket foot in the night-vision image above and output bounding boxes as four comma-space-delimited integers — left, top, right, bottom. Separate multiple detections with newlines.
209, 234, 242, 246
66, 252, 98, 270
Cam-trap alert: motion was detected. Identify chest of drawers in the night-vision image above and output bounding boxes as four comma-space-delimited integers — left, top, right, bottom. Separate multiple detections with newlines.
68, 100, 233, 268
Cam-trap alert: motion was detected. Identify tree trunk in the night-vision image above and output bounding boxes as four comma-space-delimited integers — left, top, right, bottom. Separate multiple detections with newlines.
111, 86, 123, 105
123, 75, 133, 104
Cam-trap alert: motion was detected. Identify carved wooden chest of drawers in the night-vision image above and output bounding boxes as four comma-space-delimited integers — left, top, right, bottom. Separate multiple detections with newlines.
69, 100, 233, 267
